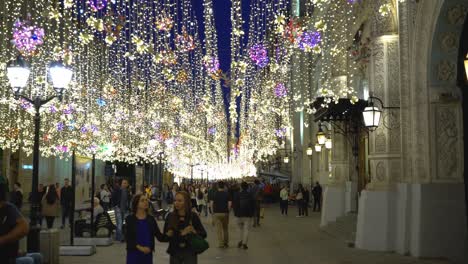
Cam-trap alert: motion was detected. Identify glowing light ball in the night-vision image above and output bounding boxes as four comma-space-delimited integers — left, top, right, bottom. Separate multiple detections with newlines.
249, 44, 269, 68
274, 83, 287, 98
298, 31, 321, 51
88, 0, 107, 12
12, 20, 45, 56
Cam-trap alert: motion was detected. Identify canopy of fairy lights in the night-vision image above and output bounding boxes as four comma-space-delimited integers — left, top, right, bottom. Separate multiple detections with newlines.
0, 0, 395, 179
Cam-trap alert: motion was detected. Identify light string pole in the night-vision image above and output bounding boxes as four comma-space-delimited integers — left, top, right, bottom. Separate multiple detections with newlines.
6, 56, 73, 251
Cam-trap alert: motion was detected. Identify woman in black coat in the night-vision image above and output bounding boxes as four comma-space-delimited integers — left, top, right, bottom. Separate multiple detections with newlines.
125, 194, 164, 264
163, 191, 207, 264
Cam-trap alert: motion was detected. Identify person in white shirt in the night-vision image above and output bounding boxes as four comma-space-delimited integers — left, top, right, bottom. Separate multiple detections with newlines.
279, 185, 289, 215
99, 184, 111, 211
196, 187, 206, 215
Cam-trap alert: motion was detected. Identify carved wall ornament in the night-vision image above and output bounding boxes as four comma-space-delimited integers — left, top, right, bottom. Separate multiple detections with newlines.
435, 106, 459, 180
447, 4, 468, 26
371, 0, 397, 37
375, 132, 387, 153
376, 162, 386, 181
440, 32, 458, 52
436, 60, 456, 81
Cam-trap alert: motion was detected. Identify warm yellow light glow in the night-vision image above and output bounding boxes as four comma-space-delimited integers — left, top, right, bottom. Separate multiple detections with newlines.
464, 54, 468, 80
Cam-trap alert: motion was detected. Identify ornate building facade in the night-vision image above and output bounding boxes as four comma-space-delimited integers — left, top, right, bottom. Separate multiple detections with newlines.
290, 0, 467, 262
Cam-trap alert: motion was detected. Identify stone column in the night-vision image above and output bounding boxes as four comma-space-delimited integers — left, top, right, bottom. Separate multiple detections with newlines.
356, 34, 402, 251
320, 124, 348, 226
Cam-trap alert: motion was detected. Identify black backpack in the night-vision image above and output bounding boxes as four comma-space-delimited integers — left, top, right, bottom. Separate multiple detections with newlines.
197, 190, 204, 200
238, 191, 254, 216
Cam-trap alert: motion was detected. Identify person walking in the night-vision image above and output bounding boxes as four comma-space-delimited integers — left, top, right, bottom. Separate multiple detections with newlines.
163, 191, 207, 264
37, 184, 46, 227
166, 184, 177, 212
60, 178, 73, 229
112, 179, 131, 242
296, 184, 304, 218
195, 187, 205, 215
251, 180, 263, 227
125, 193, 164, 264
99, 184, 111, 211
312, 182, 323, 212
42, 184, 60, 229
10, 182, 23, 210
279, 185, 289, 216
233, 182, 254, 250
303, 186, 310, 217
211, 181, 231, 248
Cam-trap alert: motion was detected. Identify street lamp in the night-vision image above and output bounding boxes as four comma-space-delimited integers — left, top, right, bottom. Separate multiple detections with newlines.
325, 137, 332, 149
316, 124, 327, 145
6, 57, 30, 95
315, 142, 322, 152
306, 143, 313, 156
283, 156, 289, 164
6, 57, 73, 251
362, 103, 381, 130
363, 95, 399, 131
464, 53, 468, 80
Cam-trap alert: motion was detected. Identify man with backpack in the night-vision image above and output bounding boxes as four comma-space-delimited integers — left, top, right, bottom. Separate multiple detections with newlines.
251, 179, 264, 227
233, 181, 255, 250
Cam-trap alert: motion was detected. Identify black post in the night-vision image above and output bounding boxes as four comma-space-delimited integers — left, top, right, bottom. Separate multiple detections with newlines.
91, 154, 96, 237
70, 150, 76, 246
190, 165, 193, 184
27, 99, 41, 252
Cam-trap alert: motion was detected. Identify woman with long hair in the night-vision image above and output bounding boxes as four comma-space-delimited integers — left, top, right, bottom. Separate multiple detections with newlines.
188, 185, 197, 211
163, 191, 207, 264
41, 184, 60, 228
125, 193, 164, 264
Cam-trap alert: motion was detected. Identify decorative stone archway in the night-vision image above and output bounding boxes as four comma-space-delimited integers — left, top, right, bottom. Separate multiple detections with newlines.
356, 0, 467, 262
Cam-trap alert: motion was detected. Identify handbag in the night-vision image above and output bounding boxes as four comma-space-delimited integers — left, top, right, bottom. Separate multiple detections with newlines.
189, 234, 209, 254
189, 215, 209, 254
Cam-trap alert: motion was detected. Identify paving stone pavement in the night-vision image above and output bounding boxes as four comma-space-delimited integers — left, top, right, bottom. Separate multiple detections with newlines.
60, 206, 453, 264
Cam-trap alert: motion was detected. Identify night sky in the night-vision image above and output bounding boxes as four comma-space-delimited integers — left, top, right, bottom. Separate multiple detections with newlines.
194, 0, 251, 137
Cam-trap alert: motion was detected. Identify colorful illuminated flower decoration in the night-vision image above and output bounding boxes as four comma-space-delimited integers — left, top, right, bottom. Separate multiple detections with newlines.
297, 31, 321, 52
88, 0, 107, 12
176, 31, 195, 52
12, 20, 45, 56
249, 44, 269, 68
274, 83, 287, 98
284, 19, 303, 44
155, 16, 174, 31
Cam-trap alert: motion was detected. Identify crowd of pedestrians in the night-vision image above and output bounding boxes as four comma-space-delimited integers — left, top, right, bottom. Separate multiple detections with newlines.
0, 171, 323, 264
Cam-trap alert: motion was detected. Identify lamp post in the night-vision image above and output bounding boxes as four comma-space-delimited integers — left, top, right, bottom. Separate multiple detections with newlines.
157, 152, 165, 187
189, 163, 200, 184
6, 57, 73, 251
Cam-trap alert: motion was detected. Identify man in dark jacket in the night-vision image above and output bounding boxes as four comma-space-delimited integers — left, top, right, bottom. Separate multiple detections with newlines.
312, 182, 322, 212
9, 182, 23, 210
112, 179, 130, 242
233, 182, 255, 249
250, 180, 263, 227
0, 182, 29, 263
211, 181, 231, 248
60, 178, 73, 229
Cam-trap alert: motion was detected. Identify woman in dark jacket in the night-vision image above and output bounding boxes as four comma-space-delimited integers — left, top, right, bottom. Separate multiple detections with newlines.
125, 194, 164, 264
163, 191, 207, 264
